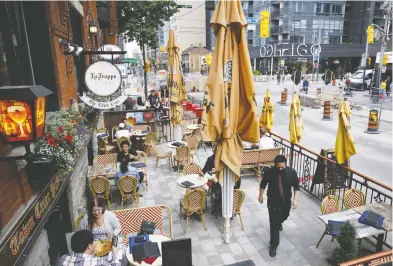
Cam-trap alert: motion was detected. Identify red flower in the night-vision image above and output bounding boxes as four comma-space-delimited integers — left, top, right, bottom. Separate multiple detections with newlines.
58, 126, 63, 133
65, 134, 73, 145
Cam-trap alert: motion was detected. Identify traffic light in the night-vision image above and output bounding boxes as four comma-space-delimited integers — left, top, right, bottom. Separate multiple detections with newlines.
260, 11, 270, 38
367, 57, 371, 65
144, 61, 150, 72
206, 53, 212, 66
367, 26, 374, 44
383, 54, 388, 65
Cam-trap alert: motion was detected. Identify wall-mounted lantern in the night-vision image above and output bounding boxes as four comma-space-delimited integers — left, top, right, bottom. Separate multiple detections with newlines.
0, 85, 53, 156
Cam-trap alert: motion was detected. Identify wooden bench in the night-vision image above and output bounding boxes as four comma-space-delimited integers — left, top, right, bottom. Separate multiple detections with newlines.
114, 205, 173, 245
240, 148, 284, 179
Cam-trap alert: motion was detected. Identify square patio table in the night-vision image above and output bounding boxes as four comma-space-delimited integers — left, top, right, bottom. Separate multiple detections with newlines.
318, 209, 385, 251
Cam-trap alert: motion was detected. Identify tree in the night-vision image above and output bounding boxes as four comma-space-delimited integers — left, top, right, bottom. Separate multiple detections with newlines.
117, 1, 178, 97
332, 221, 358, 264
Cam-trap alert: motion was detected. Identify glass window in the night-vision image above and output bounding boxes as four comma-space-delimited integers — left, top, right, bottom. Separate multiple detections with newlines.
315, 3, 322, 14
0, 28, 11, 86
292, 20, 300, 29
329, 36, 340, 44
323, 4, 331, 15
301, 20, 307, 30
332, 5, 342, 15
313, 20, 319, 29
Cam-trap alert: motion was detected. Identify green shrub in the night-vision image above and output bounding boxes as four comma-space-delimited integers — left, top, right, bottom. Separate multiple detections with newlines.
332, 221, 358, 264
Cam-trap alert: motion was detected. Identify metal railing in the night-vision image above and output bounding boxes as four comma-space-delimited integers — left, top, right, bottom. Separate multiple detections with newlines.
269, 132, 393, 208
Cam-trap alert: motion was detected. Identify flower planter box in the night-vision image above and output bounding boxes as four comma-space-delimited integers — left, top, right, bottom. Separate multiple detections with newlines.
26, 157, 57, 185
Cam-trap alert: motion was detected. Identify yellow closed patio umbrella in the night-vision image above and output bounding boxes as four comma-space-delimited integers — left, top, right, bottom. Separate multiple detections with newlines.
206, 0, 260, 243
289, 93, 303, 144
167, 29, 187, 141
259, 89, 274, 132
335, 100, 357, 164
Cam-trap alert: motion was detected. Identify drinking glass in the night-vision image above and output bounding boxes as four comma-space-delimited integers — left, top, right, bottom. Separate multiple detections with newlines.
7, 105, 28, 137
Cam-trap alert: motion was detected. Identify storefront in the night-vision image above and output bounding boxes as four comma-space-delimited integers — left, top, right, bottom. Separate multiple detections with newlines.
249, 42, 382, 76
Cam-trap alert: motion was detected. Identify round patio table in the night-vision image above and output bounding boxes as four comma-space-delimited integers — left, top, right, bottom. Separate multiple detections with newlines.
177, 174, 208, 189
126, 234, 170, 266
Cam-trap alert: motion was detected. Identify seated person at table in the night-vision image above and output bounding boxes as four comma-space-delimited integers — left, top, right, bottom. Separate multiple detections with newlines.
115, 160, 144, 196
122, 117, 133, 132
59, 230, 125, 266
258, 127, 275, 149
115, 123, 132, 140
136, 96, 149, 110
117, 141, 145, 189
78, 198, 121, 241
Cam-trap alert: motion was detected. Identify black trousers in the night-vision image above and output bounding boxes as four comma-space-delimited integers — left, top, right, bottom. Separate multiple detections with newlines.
268, 201, 290, 248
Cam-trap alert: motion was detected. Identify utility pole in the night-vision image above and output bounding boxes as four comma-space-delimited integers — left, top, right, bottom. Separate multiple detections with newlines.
312, 31, 317, 82
361, 29, 369, 91
374, 1, 392, 90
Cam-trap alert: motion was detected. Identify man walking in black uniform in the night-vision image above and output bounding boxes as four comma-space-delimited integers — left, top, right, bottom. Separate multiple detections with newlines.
258, 155, 300, 257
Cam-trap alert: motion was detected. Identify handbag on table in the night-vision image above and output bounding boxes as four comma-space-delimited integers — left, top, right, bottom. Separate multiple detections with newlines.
358, 211, 385, 229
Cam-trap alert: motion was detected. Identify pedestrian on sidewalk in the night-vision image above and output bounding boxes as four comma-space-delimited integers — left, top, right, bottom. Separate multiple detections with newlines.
277, 73, 281, 85
258, 155, 300, 258
380, 80, 387, 102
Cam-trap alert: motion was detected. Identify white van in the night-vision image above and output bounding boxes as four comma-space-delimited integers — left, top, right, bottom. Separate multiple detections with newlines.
349, 70, 374, 91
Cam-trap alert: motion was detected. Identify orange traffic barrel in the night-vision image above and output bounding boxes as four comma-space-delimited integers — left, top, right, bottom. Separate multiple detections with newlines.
280, 91, 288, 105
322, 101, 332, 121
364, 109, 380, 134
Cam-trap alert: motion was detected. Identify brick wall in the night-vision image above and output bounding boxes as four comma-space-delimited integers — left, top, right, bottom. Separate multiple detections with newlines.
45, 1, 118, 110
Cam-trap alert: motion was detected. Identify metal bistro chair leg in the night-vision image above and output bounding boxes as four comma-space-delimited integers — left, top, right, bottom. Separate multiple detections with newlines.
316, 228, 327, 248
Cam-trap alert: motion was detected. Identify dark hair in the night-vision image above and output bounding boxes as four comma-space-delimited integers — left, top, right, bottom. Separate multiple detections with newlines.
87, 198, 106, 230
274, 155, 287, 164
71, 230, 94, 253
120, 140, 130, 148
120, 160, 129, 174
137, 97, 144, 106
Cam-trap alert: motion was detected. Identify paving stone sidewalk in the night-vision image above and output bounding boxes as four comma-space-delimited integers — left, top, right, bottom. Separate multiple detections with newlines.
107, 144, 386, 266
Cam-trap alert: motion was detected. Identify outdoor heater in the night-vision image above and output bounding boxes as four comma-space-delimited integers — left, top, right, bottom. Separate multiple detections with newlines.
0, 85, 53, 159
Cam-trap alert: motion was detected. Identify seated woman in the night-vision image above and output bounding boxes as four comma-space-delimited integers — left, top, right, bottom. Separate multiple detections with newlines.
115, 160, 143, 196
117, 140, 145, 190
78, 197, 121, 241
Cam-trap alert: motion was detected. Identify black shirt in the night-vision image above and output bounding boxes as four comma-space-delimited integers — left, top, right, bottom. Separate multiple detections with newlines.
260, 166, 300, 207
117, 150, 138, 163
202, 154, 215, 174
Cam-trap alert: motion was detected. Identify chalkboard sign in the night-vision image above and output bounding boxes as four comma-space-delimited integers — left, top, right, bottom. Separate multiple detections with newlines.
311, 148, 350, 195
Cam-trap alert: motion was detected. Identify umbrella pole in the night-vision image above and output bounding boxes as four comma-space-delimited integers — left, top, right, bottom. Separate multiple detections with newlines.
175, 125, 182, 141
222, 167, 235, 244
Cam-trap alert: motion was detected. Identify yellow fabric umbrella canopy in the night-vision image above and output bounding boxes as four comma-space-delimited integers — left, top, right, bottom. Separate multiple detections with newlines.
335, 100, 357, 164
259, 89, 274, 132
289, 93, 303, 144
205, 0, 260, 180
167, 29, 187, 127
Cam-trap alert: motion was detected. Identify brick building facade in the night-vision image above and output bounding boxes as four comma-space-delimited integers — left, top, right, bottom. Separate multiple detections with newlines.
0, 1, 118, 265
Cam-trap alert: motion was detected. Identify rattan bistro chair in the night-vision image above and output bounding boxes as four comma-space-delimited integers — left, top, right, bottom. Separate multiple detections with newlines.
183, 163, 202, 175
174, 146, 190, 176
89, 175, 111, 209
118, 176, 139, 209
144, 132, 156, 156
316, 195, 340, 248
152, 142, 172, 170
180, 189, 207, 232
233, 189, 246, 231
343, 188, 365, 210
98, 137, 116, 154
186, 134, 200, 162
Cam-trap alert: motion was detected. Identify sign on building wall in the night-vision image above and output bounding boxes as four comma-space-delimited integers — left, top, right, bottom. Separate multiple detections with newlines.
98, 44, 122, 60
259, 43, 322, 58
80, 60, 127, 109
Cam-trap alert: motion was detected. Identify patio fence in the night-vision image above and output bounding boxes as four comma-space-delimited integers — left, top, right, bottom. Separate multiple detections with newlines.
268, 132, 393, 209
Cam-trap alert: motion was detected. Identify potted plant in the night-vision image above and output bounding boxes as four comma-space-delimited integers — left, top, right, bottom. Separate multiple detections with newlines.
332, 221, 358, 264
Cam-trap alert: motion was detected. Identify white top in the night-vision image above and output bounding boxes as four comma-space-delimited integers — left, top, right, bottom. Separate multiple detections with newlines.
259, 136, 275, 149
126, 234, 170, 266
177, 174, 208, 189
115, 129, 132, 139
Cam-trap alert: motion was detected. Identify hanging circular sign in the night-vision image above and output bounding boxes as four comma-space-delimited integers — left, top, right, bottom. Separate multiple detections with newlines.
85, 61, 122, 96
98, 44, 121, 60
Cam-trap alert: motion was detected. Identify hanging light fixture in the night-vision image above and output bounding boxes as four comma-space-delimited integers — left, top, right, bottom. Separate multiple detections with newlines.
87, 8, 98, 34
89, 23, 98, 34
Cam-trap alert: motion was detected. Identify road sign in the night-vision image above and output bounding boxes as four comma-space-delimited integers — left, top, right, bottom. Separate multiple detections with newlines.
382, 66, 387, 73
314, 63, 318, 68
291, 70, 302, 86
376, 52, 392, 64
322, 70, 334, 85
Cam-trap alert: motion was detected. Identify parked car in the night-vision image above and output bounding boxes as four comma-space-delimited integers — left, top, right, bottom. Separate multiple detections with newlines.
349, 69, 374, 91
